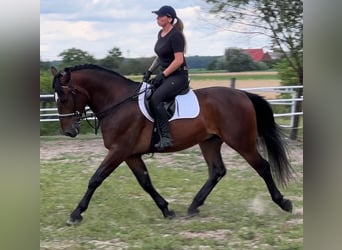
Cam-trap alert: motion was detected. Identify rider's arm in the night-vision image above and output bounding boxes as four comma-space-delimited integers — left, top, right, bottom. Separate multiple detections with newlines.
162, 52, 184, 77
148, 56, 160, 73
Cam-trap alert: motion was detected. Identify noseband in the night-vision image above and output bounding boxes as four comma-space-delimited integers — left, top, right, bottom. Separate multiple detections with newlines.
58, 110, 82, 119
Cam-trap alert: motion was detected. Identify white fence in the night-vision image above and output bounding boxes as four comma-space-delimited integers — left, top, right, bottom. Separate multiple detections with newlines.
40, 85, 303, 128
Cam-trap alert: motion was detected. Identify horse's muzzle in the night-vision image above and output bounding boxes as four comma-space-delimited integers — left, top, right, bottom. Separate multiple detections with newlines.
64, 122, 80, 138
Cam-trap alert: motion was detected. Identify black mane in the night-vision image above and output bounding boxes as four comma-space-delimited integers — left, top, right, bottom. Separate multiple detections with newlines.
52, 72, 64, 96
64, 64, 133, 82
52, 64, 137, 95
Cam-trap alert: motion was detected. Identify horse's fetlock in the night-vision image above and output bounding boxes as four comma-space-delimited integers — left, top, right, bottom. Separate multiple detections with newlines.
272, 194, 284, 204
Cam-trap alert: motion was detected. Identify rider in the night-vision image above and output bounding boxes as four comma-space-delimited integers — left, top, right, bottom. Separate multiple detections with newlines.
143, 5, 189, 150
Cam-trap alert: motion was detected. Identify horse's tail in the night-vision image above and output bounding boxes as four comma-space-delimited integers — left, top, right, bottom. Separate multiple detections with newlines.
245, 91, 294, 187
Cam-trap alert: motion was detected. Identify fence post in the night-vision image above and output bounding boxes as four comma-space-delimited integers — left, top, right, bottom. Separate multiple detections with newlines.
290, 90, 296, 127
230, 77, 236, 88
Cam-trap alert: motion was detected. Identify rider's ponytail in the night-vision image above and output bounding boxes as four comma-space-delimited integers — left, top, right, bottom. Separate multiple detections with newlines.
173, 17, 187, 53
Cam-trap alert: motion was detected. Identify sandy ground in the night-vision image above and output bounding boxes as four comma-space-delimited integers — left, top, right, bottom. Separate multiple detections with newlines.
190, 80, 281, 99
40, 137, 302, 174
190, 71, 278, 76
188, 70, 281, 99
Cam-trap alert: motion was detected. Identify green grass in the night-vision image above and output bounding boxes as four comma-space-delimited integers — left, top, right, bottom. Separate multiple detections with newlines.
40, 138, 303, 249
126, 71, 279, 82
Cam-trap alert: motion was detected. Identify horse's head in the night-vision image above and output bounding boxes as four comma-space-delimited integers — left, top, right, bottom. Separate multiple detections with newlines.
51, 66, 88, 137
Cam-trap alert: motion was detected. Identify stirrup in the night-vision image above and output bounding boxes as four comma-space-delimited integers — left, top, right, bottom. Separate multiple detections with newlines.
154, 137, 173, 149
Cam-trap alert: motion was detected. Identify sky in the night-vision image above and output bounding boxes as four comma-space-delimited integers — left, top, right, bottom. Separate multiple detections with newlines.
40, 0, 270, 61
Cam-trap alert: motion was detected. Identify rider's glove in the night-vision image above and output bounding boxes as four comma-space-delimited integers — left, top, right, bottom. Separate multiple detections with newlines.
153, 72, 165, 87
142, 70, 152, 82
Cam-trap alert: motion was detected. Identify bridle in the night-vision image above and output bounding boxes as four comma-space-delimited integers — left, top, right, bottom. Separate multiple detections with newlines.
54, 90, 83, 120
53, 71, 88, 136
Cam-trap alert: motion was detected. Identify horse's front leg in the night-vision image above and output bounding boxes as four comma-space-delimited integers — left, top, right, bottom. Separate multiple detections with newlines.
66, 151, 123, 226
125, 156, 175, 219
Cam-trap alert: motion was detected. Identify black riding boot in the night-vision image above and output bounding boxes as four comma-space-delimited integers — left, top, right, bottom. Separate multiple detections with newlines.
153, 103, 173, 149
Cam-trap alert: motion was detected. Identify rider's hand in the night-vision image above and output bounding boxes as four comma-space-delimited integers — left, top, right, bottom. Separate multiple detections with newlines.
142, 70, 152, 82
153, 72, 165, 87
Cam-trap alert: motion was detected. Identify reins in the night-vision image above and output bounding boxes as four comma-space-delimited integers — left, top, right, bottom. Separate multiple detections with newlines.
89, 82, 147, 134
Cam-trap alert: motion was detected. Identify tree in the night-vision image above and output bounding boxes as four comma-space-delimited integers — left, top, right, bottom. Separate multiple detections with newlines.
118, 58, 153, 75
205, 0, 303, 139
225, 47, 256, 72
40, 59, 50, 71
40, 70, 53, 94
58, 48, 96, 67
98, 47, 123, 70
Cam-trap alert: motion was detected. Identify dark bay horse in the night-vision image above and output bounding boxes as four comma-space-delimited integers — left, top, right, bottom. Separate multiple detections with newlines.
50, 64, 294, 226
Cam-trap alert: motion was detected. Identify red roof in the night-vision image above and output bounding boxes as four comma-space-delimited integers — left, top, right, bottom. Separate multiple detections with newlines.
243, 49, 272, 61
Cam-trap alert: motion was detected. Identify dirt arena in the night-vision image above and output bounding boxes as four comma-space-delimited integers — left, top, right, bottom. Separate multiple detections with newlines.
40, 137, 303, 173
189, 72, 280, 99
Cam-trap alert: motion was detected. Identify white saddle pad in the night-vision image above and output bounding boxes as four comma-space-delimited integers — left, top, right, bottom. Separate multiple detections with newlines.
138, 81, 200, 122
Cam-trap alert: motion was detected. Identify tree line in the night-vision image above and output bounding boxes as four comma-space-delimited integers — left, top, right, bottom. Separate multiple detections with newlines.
40, 47, 279, 74
40, 46, 283, 95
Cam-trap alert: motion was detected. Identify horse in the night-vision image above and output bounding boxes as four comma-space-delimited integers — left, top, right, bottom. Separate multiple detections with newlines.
50, 64, 294, 226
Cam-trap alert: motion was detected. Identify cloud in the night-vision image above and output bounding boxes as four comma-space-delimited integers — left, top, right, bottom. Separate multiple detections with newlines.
41, 19, 114, 41
40, 0, 270, 61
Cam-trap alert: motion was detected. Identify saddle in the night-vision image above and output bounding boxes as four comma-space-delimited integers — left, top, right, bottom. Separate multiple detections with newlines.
138, 81, 199, 122
144, 85, 190, 120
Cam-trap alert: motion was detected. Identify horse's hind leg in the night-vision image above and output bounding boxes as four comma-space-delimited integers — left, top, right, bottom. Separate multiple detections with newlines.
188, 136, 226, 216
126, 156, 175, 219
242, 149, 292, 212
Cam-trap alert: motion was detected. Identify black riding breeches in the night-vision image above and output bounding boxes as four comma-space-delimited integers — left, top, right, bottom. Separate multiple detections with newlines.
150, 70, 189, 108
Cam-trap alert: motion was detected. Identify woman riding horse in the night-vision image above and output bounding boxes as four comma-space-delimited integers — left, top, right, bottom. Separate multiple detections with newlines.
143, 5, 189, 150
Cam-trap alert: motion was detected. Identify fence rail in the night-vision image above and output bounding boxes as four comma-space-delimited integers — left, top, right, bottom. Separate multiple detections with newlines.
40, 85, 303, 128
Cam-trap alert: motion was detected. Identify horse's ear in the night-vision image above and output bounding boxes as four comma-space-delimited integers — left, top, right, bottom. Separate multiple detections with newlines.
51, 66, 58, 77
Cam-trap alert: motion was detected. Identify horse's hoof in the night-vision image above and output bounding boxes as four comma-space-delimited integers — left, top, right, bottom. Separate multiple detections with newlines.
187, 208, 200, 217
164, 210, 176, 219
281, 199, 293, 213
66, 215, 83, 226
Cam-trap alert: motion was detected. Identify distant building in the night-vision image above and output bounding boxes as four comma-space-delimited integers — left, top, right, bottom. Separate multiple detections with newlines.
243, 49, 272, 61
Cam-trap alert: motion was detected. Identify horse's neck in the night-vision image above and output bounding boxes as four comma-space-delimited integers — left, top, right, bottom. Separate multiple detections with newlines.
77, 73, 136, 113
